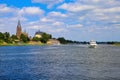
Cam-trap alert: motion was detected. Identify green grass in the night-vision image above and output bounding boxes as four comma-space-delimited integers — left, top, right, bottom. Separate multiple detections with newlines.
0, 42, 46, 46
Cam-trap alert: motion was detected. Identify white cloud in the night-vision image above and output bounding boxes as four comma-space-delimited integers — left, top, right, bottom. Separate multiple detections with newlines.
0, 4, 44, 17
91, 0, 99, 2
0, 4, 45, 35
48, 11, 67, 17
67, 24, 83, 28
104, 7, 120, 13
0, 18, 18, 33
52, 21, 64, 26
0, 4, 15, 13
77, 0, 120, 6
55, 28, 67, 32
93, 7, 120, 14
77, 0, 101, 3
79, 16, 85, 20
32, 0, 63, 4
40, 17, 54, 22
19, 7, 44, 15
58, 3, 95, 12
0, 5, 10, 12
29, 25, 44, 29
0, 0, 120, 41
32, 0, 64, 8
114, 24, 120, 27
27, 20, 68, 35
48, 28, 68, 33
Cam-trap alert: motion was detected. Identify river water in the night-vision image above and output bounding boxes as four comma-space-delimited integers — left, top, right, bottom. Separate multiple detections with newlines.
0, 45, 120, 80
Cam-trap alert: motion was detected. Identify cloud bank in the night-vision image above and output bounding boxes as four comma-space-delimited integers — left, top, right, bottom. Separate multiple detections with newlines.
0, 0, 120, 41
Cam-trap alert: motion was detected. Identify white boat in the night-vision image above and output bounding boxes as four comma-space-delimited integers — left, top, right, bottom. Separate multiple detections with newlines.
89, 40, 97, 48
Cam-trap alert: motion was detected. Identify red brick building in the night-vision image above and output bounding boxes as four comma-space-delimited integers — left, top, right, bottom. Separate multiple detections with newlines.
16, 20, 22, 39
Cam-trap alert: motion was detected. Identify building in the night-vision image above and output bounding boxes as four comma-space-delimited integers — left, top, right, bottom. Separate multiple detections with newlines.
16, 20, 22, 39
16, 20, 28, 39
34, 30, 44, 38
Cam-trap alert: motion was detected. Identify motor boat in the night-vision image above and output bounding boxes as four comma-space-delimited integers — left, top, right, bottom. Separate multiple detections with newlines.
89, 40, 97, 48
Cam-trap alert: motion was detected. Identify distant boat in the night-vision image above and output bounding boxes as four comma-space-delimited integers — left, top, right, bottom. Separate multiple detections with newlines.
89, 40, 97, 48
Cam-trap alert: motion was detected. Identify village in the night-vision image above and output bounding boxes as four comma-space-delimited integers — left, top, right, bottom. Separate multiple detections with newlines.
0, 20, 61, 46
0, 20, 81, 46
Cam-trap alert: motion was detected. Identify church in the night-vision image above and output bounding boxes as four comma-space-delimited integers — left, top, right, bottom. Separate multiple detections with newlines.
16, 20, 28, 39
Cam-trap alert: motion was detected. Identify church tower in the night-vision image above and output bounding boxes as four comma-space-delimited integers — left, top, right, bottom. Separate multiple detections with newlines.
16, 20, 22, 39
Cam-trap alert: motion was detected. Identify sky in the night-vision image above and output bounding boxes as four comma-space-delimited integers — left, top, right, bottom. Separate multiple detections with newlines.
0, 0, 120, 41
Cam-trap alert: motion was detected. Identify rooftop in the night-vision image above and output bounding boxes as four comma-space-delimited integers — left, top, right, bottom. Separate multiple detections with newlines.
35, 30, 44, 35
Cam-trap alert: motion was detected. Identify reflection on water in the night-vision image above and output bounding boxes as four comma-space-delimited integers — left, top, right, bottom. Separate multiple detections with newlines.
0, 45, 120, 80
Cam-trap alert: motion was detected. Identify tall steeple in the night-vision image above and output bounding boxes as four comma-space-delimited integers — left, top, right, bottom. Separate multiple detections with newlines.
16, 20, 22, 39
17, 20, 21, 28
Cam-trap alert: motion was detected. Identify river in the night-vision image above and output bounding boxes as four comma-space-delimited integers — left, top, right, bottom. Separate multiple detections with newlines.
0, 45, 120, 80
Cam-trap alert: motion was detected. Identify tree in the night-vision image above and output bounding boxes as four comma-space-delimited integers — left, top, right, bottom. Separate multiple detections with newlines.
4, 32, 11, 43
0, 32, 4, 40
40, 33, 52, 43
32, 37, 40, 41
11, 34, 18, 40
57, 37, 67, 44
20, 33, 29, 42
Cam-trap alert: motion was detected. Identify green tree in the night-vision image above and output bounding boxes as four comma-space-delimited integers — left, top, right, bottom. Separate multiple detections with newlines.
11, 34, 18, 40
0, 32, 4, 40
40, 33, 52, 43
4, 32, 11, 43
40, 38, 47, 43
57, 37, 67, 44
32, 37, 40, 41
20, 33, 29, 42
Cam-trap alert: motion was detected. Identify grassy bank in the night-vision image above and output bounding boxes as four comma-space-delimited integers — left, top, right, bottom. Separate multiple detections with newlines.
113, 43, 120, 46
0, 41, 45, 46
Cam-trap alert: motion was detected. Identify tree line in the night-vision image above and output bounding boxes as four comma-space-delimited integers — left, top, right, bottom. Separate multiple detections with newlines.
0, 32, 80, 44
57, 37, 81, 44
0, 32, 119, 45
0, 32, 52, 44
0, 32, 29, 43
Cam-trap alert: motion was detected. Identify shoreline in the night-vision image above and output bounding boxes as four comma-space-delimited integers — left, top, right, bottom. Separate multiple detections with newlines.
1, 42, 120, 46
0, 44, 46, 46
0, 41, 46, 46
113, 43, 120, 46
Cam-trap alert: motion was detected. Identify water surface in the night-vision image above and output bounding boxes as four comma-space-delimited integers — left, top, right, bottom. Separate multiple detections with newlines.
0, 45, 120, 80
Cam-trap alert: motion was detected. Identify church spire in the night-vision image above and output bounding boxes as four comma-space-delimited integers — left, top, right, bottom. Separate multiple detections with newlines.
17, 20, 21, 28
16, 20, 22, 39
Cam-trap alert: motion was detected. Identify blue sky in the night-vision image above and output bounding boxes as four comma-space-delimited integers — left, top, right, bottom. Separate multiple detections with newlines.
0, 0, 120, 41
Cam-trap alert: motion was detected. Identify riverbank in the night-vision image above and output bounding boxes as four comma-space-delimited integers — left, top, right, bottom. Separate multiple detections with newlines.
0, 41, 45, 46
113, 43, 120, 46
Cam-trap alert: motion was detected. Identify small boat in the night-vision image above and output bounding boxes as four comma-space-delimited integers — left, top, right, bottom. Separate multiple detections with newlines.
89, 40, 97, 48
